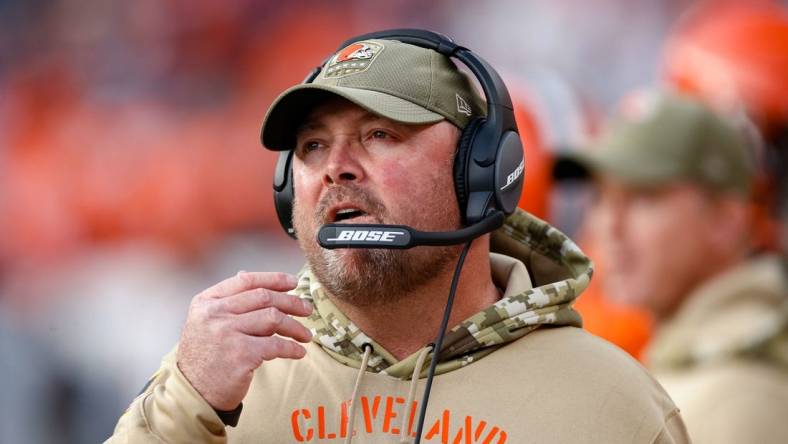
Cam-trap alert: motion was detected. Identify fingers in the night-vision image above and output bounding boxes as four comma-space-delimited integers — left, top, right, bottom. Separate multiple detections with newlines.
236, 308, 313, 343
213, 285, 314, 342
222, 288, 313, 317
245, 335, 308, 361
203, 271, 298, 299
176, 272, 310, 411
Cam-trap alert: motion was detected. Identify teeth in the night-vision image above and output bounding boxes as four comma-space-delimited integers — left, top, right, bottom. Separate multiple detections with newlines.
334, 207, 366, 222
337, 208, 360, 215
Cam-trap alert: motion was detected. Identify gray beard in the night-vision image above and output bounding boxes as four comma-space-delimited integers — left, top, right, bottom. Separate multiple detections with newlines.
293, 184, 460, 307
305, 243, 458, 307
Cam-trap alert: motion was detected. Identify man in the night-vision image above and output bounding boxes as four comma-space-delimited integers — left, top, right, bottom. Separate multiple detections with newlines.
662, 0, 788, 256
108, 36, 689, 443
568, 92, 788, 443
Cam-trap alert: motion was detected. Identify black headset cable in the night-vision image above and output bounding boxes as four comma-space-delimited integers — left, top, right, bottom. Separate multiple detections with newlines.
413, 239, 473, 444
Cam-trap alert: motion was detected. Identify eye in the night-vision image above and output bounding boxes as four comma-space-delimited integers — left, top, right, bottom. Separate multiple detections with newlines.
297, 140, 323, 156
366, 129, 399, 143
305, 141, 321, 151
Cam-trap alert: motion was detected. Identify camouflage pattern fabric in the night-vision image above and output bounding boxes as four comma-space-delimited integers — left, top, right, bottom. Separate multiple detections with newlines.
291, 209, 592, 379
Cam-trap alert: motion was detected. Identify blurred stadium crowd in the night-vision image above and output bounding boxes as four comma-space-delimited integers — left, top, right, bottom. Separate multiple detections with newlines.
0, 0, 784, 442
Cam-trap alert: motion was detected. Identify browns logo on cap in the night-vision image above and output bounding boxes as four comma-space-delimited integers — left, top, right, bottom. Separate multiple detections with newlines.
333, 43, 374, 63
324, 41, 384, 78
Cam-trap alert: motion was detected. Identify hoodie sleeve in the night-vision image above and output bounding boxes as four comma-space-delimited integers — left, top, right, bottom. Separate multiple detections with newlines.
105, 348, 228, 444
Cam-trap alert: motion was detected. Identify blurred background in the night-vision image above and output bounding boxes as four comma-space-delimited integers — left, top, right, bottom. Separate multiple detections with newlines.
0, 0, 784, 442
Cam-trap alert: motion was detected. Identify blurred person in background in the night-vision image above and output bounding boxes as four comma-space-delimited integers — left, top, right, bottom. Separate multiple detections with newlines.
510, 71, 656, 359
108, 32, 689, 443
662, 0, 788, 256
567, 91, 788, 444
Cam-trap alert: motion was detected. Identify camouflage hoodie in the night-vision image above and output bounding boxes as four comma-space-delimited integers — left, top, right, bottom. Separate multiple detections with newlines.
108, 208, 691, 443
294, 208, 591, 379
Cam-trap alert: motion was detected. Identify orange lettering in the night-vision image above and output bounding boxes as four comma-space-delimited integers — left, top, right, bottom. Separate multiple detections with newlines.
361, 395, 382, 433
291, 397, 507, 443
383, 396, 405, 434
317, 406, 327, 439
450, 415, 473, 444
481, 426, 501, 444
442, 410, 450, 444
290, 408, 314, 442
340, 400, 349, 438
424, 409, 451, 443
315, 404, 337, 439
446, 416, 505, 444
425, 418, 441, 440
407, 401, 418, 437
474, 420, 487, 441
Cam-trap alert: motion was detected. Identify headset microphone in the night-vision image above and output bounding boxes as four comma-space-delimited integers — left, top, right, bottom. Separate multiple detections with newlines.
318, 211, 504, 249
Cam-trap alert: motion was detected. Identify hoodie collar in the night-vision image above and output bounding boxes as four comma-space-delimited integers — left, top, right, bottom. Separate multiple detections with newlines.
292, 209, 591, 378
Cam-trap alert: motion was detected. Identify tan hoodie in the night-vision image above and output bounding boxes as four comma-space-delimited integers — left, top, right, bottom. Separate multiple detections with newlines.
108, 210, 689, 443
646, 254, 788, 444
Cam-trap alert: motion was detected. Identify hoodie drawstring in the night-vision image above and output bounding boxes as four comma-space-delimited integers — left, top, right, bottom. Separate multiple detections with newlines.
345, 343, 372, 444
399, 345, 432, 443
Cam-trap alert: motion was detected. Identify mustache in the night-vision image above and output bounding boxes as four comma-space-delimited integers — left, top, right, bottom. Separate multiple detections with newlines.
316, 184, 387, 224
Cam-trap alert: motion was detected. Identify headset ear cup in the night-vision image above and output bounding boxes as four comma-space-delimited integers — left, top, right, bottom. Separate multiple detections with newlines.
273, 151, 297, 239
453, 117, 484, 223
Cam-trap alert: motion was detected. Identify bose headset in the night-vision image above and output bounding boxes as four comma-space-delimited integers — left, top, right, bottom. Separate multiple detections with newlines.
267, 29, 525, 443
271, 28, 525, 245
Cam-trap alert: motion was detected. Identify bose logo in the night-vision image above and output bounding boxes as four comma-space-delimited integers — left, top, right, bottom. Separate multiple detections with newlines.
326, 230, 406, 242
500, 159, 524, 191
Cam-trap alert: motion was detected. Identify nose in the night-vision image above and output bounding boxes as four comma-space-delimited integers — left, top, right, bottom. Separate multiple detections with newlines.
323, 139, 365, 186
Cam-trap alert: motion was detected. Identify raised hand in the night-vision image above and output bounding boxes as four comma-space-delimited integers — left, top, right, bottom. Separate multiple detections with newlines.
176, 271, 313, 411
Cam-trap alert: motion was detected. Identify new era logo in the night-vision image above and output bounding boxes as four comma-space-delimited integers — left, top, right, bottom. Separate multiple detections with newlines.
456, 94, 472, 116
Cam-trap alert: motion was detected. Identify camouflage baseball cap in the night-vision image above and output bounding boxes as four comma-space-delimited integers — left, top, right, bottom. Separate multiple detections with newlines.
261, 38, 486, 151
565, 92, 754, 195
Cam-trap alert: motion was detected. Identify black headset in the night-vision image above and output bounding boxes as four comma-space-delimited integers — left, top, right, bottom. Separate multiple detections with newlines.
271, 29, 525, 239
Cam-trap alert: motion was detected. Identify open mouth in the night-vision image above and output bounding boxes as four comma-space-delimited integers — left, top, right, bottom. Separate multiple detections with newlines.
333, 208, 367, 223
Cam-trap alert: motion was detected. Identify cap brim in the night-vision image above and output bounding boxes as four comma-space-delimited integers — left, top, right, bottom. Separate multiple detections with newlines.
261, 84, 445, 151
552, 155, 592, 182
557, 149, 685, 187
